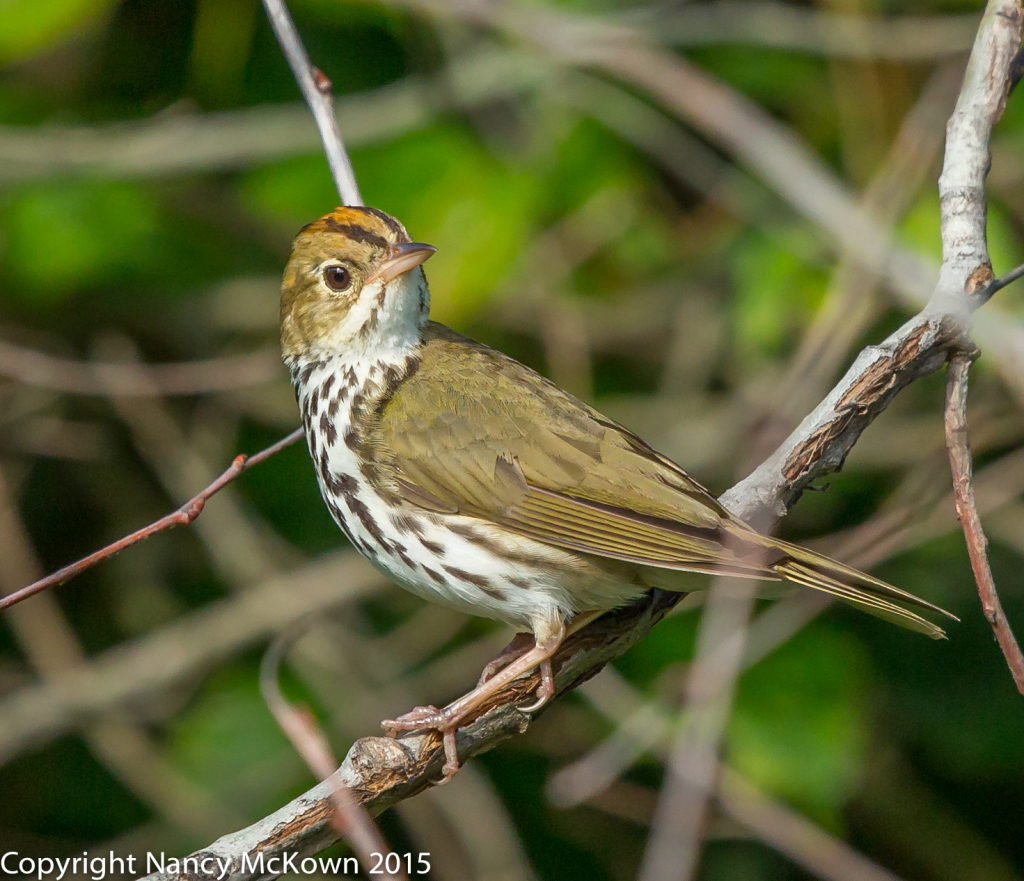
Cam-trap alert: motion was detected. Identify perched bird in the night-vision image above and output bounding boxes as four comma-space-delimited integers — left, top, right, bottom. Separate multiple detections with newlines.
280, 206, 954, 780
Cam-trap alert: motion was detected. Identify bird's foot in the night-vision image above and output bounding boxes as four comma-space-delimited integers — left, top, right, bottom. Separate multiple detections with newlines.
381, 705, 441, 737
381, 705, 462, 781
381, 619, 567, 783
517, 657, 555, 713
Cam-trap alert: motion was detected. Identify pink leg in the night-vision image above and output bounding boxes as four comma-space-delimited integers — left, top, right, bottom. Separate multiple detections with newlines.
382, 618, 567, 781
477, 631, 536, 686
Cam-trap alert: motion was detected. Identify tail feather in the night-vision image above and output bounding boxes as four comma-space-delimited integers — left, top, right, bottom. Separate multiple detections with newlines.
761, 537, 958, 640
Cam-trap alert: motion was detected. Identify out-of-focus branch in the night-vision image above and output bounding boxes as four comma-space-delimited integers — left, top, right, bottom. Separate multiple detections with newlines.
638, 576, 759, 881
651, 4, 978, 60
944, 354, 1024, 693
0, 49, 546, 183
754, 61, 961, 457
260, 630, 404, 880
0, 552, 385, 764
402, 0, 1024, 413
0, 10, 979, 184
554, 668, 907, 881
261, 0, 361, 205
715, 768, 906, 881
0, 339, 281, 396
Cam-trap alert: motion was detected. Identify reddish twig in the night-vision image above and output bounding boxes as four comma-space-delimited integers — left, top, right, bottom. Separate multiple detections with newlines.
944, 352, 1024, 693
260, 627, 405, 880
0, 428, 304, 613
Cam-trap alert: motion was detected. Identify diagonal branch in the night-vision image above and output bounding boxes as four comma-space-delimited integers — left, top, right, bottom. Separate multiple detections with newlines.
0, 429, 303, 613
944, 353, 1024, 693
260, 0, 362, 205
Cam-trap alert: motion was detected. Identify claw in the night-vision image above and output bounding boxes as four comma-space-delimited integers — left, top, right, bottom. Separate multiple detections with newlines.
380, 617, 570, 784
517, 657, 555, 713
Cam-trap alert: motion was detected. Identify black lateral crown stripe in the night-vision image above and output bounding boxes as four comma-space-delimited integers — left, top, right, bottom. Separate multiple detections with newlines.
357, 207, 411, 242
320, 217, 390, 249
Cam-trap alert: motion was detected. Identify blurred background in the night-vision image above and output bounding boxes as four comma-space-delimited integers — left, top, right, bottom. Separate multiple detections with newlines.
1, 0, 1023, 878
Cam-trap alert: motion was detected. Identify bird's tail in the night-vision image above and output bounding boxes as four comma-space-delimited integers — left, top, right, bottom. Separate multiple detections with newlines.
757, 536, 958, 639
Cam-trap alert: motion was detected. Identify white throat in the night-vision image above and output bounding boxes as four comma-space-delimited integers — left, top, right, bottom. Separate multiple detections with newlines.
312, 266, 429, 370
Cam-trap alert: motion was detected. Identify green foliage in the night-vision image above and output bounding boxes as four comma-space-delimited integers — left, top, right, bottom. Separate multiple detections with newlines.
2, 179, 160, 302
731, 229, 828, 360
165, 661, 299, 806
0, 0, 116, 64
728, 626, 871, 825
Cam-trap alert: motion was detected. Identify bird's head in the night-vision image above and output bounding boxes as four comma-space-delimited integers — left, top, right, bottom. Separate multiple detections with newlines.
280, 206, 436, 362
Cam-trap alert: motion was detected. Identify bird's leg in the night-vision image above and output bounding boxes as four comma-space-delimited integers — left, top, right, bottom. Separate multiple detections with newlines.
477, 631, 536, 686
478, 611, 605, 688
382, 617, 567, 781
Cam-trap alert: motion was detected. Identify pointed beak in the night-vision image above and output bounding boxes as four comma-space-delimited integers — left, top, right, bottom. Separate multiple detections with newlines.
369, 242, 437, 284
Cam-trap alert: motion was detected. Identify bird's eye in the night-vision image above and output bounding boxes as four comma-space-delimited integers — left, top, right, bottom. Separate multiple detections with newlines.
323, 265, 351, 292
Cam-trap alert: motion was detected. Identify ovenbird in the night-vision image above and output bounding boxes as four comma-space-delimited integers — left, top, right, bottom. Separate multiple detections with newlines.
280, 207, 954, 780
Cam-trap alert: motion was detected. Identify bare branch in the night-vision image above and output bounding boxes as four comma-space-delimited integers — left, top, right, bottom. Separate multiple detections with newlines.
0, 429, 302, 613
944, 353, 1024, 693
935, 0, 1024, 313
260, 0, 362, 205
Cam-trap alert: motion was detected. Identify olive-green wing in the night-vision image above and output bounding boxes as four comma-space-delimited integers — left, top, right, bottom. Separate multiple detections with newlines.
371, 324, 954, 638
374, 323, 771, 577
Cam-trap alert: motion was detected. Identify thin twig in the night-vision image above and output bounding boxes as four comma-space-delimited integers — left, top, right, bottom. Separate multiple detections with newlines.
260, 627, 405, 879
0, 428, 303, 612
261, 0, 362, 205
977, 259, 1024, 301
944, 353, 1024, 693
